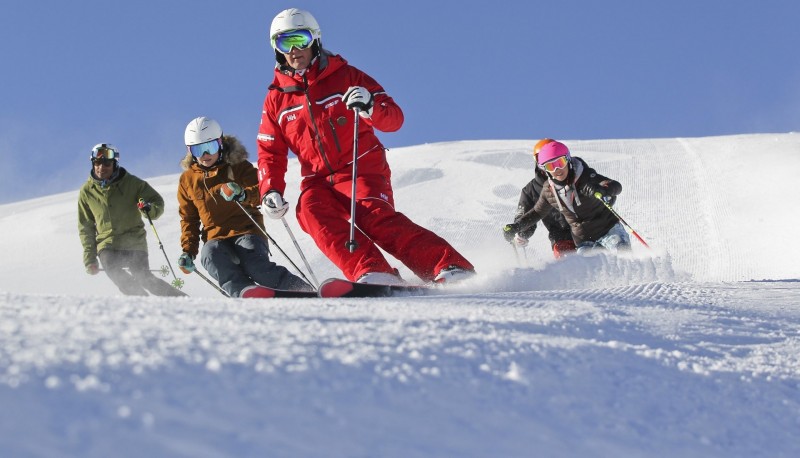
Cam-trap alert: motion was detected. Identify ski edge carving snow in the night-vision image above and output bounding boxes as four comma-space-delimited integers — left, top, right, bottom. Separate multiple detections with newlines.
317, 278, 437, 298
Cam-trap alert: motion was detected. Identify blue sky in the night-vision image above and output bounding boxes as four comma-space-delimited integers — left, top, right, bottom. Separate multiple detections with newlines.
2, 0, 799, 204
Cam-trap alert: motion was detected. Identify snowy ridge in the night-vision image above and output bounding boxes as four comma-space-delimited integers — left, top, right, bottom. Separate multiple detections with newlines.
1, 134, 799, 457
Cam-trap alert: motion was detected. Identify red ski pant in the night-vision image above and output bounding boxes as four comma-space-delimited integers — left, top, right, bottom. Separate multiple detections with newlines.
296, 174, 473, 282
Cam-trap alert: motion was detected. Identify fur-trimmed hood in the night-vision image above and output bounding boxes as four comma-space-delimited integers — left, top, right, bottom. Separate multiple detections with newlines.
180, 135, 249, 171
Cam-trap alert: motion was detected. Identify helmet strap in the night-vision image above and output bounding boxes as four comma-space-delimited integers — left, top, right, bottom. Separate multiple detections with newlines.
275, 49, 287, 66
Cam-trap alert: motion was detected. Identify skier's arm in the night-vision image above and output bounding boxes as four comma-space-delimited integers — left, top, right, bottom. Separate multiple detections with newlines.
513, 180, 539, 238
348, 67, 403, 133
599, 177, 622, 196
138, 180, 166, 220
237, 162, 262, 207
256, 104, 290, 198
177, 178, 201, 257
579, 166, 622, 198
516, 194, 551, 234
77, 191, 98, 267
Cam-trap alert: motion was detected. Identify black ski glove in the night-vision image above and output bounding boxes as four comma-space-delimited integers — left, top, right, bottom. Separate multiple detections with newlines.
502, 223, 520, 243
137, 199, 152, 214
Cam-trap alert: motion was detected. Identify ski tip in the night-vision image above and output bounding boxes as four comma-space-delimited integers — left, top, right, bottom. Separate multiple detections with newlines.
240, 285, 276, 299
318, 278, 355, 298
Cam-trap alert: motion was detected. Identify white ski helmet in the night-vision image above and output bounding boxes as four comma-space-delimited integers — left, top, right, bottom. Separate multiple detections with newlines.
184, 116, 223, 146
269, 8, 321, 49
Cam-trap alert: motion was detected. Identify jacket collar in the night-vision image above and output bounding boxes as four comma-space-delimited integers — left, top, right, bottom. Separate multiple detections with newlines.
550, 158, 584, 189
548, 159, 585, 212
90, 166, 125, 188
270, 50, 345, 93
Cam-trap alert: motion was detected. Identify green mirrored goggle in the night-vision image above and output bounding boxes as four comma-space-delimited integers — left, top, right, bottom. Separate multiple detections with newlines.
273, 29, 314, 54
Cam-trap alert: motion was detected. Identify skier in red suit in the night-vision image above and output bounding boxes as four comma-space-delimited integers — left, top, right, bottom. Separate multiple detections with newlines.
256, 8, 474, 285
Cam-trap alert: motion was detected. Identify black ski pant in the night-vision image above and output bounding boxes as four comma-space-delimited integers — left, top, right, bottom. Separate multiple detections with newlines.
98, 249, 185, 297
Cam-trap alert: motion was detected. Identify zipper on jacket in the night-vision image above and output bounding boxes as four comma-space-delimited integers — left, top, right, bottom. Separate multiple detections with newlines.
300, 74, 336, 183
327, 118, 343, 156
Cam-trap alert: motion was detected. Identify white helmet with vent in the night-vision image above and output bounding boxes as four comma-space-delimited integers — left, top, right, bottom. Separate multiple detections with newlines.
269, 8, 321, 48
184, 116, 222, 146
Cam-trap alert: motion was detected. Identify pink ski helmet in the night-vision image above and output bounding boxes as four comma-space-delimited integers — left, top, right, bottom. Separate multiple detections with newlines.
536, 141, 571, 166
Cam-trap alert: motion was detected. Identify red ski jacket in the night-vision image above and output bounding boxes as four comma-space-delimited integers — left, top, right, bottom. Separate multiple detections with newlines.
257, 51, 404, 198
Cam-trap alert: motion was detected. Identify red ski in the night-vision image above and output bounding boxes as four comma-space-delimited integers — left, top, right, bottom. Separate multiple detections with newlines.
240, 285, 318, 298
317, 278, 439, 298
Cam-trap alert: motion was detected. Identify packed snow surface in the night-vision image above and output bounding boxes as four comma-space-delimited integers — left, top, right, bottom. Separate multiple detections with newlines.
1, 134, 799, 457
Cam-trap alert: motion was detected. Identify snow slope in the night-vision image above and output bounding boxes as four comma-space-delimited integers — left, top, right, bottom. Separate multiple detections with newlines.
1, 134, 799, 457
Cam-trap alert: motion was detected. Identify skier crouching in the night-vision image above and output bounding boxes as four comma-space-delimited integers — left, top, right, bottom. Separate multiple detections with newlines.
503, 138, 576, 259
177, 116, 312, 297
504, 141, 630, 254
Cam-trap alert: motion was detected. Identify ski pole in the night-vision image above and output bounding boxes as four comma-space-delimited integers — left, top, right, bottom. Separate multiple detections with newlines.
346, 107, 361, 253
99, 268, 166, 274
233, 200, 316, 288
593, 193, 650, 248
510, 243, 529, 268
140, 200, 184, 289
510, 243, 522, 266
192, 267, 230, 297
504, 224, 523, 267
281, 216, 319, 288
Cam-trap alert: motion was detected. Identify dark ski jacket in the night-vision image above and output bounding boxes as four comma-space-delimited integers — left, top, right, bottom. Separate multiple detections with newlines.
177, 135, 265, 258
516, 157, 622, 245
514, 167, 572, 245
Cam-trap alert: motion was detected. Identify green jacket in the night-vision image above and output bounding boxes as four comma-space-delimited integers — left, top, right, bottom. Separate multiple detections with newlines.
77, 167, 165, 268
